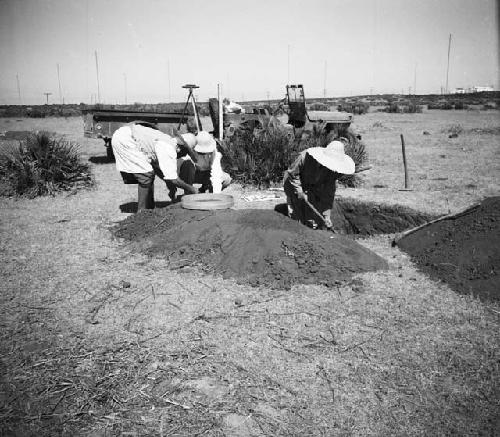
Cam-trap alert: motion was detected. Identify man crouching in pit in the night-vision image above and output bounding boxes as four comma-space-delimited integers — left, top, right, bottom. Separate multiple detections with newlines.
283, 140, 355, 230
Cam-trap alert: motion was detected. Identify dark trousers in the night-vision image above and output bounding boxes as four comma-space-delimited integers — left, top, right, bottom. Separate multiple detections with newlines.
180, 160, 211, 190
135, 172, 155, 211
167, 160, 212, 201
121, 171, 155, 211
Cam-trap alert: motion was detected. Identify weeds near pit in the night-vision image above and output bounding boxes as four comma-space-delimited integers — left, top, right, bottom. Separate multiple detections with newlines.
0, 132, 93, 197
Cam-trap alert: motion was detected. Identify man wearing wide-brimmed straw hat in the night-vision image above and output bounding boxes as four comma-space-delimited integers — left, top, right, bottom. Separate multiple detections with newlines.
283, 140, 355, 230
173, 131, 232, 199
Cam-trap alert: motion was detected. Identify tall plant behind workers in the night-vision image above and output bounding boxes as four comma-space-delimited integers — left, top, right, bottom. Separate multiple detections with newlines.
111, 122, 199, 211
283, 140, 355, 230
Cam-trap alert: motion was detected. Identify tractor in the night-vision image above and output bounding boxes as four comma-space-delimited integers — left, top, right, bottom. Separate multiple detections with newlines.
282, 84, 354, 138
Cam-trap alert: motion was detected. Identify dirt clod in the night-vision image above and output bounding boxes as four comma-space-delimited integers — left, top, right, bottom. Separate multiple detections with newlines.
113, 206, 388, 289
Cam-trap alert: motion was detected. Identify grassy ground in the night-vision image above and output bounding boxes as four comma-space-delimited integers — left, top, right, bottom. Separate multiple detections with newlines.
1, 110, 499, 436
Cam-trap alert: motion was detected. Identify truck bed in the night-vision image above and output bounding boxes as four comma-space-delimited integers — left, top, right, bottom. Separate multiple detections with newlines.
82, 109, 193, 139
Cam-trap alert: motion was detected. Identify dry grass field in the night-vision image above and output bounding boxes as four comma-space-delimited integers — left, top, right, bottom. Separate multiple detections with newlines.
1, 110, 499, 436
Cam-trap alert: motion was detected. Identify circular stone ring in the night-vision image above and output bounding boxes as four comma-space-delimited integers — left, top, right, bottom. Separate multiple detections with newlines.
181, 193, 234, 210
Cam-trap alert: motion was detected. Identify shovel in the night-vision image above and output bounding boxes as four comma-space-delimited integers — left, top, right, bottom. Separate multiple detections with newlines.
302, 196, 335, 232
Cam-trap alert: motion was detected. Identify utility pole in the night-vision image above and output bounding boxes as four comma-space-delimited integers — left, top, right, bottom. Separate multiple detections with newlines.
123, 73, 127, 104
445, 34, 452, 94
323, 60, 327, 99
57, 63, 63, 104
414, 63, 417, 96
167, 59, 171, 102
287, 44, 290, 84
16, 74, 22, 104
267, 91, 270, 105
95, 50, 101, 103
43, 92, 52, 104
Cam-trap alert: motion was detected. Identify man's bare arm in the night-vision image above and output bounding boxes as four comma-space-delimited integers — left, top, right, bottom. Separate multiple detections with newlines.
168, 177, 198, 194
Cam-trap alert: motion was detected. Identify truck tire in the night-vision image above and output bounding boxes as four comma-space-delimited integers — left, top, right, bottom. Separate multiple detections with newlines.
181, 193, 234, 210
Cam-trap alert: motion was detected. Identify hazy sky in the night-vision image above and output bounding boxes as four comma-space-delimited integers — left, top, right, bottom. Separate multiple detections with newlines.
0, 0, 498, 104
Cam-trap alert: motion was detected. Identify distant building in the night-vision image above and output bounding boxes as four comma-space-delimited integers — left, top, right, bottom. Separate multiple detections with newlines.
472, 86, 494, 92
452, 86, 493, 94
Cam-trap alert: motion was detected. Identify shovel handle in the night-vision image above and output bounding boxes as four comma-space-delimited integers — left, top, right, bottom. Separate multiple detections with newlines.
303, 196, 330, 229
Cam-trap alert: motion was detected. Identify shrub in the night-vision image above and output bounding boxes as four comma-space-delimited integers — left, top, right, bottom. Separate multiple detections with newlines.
442, 124, 463, 136
428, 102, 453, 110
219, 117, 298, 188
0, 132, 93, 197
384, 102, 423, 113
337, 102, 369, 115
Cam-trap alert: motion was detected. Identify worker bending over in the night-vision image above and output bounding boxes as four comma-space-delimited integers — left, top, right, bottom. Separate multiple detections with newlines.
111, 122, 198, 211
283, 140, 355, 230
173, 131, 232, 200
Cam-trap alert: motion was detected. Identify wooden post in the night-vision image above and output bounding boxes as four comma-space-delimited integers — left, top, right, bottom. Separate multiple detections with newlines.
218, 83, 223, 141
400, 134, 410, 189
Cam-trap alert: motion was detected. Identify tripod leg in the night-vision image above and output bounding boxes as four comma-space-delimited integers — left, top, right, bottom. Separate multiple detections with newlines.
178, 92, 191, 130
190, 91, 201, 132
191, 94, 203, 132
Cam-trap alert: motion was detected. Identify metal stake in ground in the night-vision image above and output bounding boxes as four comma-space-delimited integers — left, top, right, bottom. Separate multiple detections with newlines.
399, 133, 412, 191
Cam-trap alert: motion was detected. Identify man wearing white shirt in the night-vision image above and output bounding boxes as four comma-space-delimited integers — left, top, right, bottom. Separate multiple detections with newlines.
173, 131, 231, 199
111, 123, 198, 211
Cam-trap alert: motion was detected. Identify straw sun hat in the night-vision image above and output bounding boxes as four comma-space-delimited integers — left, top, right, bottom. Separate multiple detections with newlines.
195, 131, 217, 153
307, 140, 355, 175
180, 132, 197, 148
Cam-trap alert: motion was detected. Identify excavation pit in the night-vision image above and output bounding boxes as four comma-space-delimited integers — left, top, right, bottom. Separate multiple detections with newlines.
275, 197, 437, 237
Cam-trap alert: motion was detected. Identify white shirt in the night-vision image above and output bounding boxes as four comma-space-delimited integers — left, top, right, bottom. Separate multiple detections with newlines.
210, 151, 224, 193
111, 124, 178, 180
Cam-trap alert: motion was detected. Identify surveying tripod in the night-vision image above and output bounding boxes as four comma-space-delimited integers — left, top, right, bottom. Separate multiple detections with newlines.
178, 84, 203, 133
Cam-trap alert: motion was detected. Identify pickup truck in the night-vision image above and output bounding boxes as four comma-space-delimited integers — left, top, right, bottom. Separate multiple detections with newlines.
82, 108, 197, 159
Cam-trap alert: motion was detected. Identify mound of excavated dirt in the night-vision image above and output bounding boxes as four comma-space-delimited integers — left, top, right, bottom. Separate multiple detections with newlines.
397, 197, 500, 302
114, 207, 388, 289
